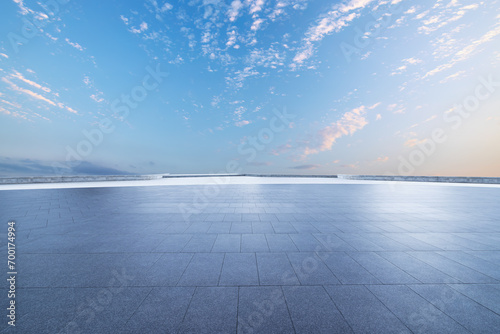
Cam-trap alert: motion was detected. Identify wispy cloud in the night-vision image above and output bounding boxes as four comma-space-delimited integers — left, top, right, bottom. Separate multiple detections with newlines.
375, 156, 389, 162
292, 0, 376, 67
2, 77, 56, 106
235, 120, 251, 127
11, 70, 51, 92
423, 17, 500, 78
303, 103, 379, 157
404, 138, 427, 147
65, 38, 85, 51
2, 71, 79, 115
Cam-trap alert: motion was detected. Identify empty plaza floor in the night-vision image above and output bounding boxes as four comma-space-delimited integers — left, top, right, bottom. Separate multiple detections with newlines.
1, 177, 500, 333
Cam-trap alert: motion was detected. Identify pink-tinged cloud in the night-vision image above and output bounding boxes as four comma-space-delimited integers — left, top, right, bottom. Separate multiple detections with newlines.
404, 138, 427, 147
376, 156, 389, 162
341, 163, 358, 169
303, 104, 377, 156
11, 70, 51, 92
2, 77, 56, 106
235, 120, 251, 127
270, 142, 292, 156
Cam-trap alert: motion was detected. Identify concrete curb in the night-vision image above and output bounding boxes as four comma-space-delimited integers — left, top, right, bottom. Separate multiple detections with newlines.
0, 174, 165, 185
337, 174, 500, 184
0, 173, 499, 185
161, 174, 338, 178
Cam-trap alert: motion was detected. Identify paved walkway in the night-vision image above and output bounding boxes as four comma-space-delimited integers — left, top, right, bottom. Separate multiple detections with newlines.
1, 179, 500, 333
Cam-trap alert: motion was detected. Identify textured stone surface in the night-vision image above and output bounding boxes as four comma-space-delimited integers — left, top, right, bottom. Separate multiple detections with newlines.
1, 182, 499, 333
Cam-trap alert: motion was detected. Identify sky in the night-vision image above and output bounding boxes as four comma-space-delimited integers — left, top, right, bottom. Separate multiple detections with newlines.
0, 0, 499, 177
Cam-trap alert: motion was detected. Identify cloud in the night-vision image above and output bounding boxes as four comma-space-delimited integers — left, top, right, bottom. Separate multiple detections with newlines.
228, 0, 243, 22
120, 15, 129, 25
404, 138, 427, 147
391, 58, 422, 75
0, 53, 8, 59
251, 18, 264, 31
65, 106, 78, 114
12, 0, 34, 16
341, 163, 358, 169
0, 157, 131, 177
270, 142, 292, 156
248, 0, 265, 14
290, 164, 321, 170
226, 30, 238, 47
440, 70, 466, 83
292, 0, 376, 67
11, 70, 51, 92
303, 104, 378, 156
71, 161, 131, 175
2, 77, 56, 106
2, 74, 78, 114
417, 2, 480, 34
387, 103, 405, 114
423, 17, 500, 78
130, 21, 149, 34
235, 120, 251, 127
65, 38, 85, 51
424, 115, 437, 122
375, 156, 389, 162
376, 114, 382, 120
90, 94, 104, 103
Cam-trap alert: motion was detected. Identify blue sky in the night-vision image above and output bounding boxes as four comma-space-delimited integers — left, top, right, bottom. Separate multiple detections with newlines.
1, 0, 499, 177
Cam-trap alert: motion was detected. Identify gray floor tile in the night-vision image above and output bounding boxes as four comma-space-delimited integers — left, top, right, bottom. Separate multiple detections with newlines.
212, 234, 241, 252
368, 285, 469, 333
266, 234, 299, 252
238, 287, 294, 334
325, 285, 411, 333
125, 287, 195, 333
219, 253, 259, 286
408, 251, 499, 283
287, 252, 340, 285
177, 253, 224, 286
256, 253, 299, 285
154, 234, 193, 252
321, 252, 381, 284
348, 252, 420, 284
241, 234, 269, 252
182, 234, 217, 252
178, 287, 238, 333
410, 284, 500, 333
449, 284, 500, 315
283, 286, 353, 333
378, 251, 460, 283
